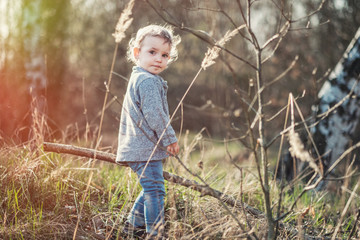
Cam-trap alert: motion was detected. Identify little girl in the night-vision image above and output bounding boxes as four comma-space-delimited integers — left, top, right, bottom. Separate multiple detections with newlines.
116, 25, 180, 239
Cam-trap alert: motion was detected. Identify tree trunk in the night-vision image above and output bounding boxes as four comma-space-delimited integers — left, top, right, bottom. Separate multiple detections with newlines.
311, 27, 360, 188
22, 0, 47, 113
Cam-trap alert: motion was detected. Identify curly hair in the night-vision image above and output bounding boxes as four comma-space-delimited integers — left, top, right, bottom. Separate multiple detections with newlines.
127, 24, 181, 65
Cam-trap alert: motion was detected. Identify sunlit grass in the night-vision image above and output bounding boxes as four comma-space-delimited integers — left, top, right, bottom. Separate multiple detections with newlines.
0, 130, 359, 239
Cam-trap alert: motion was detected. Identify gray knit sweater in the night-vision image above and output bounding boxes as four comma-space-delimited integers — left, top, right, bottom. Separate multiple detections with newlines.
116, 66, 178, 162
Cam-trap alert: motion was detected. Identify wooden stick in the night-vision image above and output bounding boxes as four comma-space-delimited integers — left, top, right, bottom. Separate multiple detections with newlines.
44, 142, 331, 239
43, 142, 263, 217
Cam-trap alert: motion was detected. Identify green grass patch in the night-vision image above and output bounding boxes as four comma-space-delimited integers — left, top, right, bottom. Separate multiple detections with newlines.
0, 134, 359, 239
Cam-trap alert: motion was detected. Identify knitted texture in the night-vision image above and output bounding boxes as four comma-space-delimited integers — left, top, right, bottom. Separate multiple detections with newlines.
116, 66, 177, 162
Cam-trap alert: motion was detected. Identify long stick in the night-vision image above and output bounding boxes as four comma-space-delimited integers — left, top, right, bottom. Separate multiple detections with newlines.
43, 142, 263, 217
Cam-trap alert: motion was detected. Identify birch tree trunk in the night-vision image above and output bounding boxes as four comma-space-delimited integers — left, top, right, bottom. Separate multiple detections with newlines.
310, 27, 360, 188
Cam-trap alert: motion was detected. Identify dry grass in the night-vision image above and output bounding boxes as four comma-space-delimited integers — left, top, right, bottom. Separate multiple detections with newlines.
201, 25, 245, 70
0, 108, 359, 240
112, 0, 134, 44
0, 126, 262, 239
1, 134, 360, 239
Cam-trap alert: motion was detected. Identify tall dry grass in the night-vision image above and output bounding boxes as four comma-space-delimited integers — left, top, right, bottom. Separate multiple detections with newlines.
2, 0, 360, 239
1, 109, 360, 239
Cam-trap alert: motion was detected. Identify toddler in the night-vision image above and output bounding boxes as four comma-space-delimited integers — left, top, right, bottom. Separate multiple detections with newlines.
116, 24, 180, 239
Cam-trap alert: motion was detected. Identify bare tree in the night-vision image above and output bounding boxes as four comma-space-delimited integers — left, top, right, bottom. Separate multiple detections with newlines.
143, 0, 329, 239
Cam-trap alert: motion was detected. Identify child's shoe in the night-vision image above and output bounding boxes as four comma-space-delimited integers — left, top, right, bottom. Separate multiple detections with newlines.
122, 221, 146, 239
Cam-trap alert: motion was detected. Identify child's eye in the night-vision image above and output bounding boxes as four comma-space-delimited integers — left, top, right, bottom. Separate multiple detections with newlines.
149, 50, 156, 55
162, 54, 169, 58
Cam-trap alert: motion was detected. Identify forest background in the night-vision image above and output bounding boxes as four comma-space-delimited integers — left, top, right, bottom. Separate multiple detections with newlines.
1, 0, 359, 146
1, 0, 360, 239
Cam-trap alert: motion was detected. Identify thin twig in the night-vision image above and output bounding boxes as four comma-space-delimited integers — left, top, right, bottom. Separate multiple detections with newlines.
42, 142, 264, 217
74, 1, 134, 238
145, 0, 257, 70
273, 94, 291, 180
347, 208, 360, 240
331, 181, 359, 240
292, 95, 324, 175
277, 141, 360, 222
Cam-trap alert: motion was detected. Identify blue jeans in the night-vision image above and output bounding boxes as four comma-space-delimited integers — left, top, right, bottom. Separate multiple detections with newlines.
127, 160, 165, 236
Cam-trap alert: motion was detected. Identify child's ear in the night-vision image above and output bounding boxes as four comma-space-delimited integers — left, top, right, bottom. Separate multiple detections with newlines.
133, 47, 139, 59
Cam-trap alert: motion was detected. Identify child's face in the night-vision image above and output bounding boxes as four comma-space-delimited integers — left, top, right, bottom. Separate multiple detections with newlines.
134, 36, 171, 75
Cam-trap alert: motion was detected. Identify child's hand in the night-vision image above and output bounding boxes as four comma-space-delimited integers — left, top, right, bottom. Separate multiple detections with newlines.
167, 142, 179, 156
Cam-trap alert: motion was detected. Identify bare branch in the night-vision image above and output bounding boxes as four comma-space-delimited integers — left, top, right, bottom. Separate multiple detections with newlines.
202, 25, 245, 69
290, 0, 327, 24
215, 0, 253, 44
317, 79, 359, 119
262, 55, 299, 91
277, 141, 360, 222
331, 181, 359, 240
347, 208, 360, 240
145, 0, 257, 70
268, 78, 359, 150
42, 142, 264, 217
261, 21, 291, 63
261, 21, 290, 50
292, 95, 324, 175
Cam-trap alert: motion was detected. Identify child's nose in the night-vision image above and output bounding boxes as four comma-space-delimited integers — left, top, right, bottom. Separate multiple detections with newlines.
155, 54, 162, 62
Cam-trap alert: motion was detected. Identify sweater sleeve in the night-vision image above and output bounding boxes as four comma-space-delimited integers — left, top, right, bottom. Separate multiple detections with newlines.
137, 77, 177, 147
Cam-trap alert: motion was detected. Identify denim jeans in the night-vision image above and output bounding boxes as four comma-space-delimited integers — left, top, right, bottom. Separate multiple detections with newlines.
127, 160, 165, 236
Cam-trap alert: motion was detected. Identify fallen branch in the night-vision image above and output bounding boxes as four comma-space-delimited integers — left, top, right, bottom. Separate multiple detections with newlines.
43, 142, 263, 217
43, 142, 333, 239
